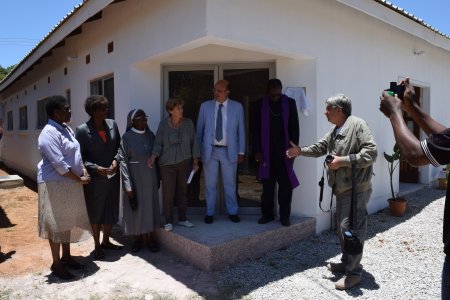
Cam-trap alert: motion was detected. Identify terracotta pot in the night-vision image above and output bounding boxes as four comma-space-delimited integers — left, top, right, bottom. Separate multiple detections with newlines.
438, 178, 448, 190
388, 198, 407, 217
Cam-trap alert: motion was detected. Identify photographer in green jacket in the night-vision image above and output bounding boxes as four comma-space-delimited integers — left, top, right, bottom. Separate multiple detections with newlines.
287, 94, 377, 290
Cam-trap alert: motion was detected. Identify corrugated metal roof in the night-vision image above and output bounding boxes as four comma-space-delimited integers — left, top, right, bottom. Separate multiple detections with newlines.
0, 1, 87, 86
374, 0, 450, 39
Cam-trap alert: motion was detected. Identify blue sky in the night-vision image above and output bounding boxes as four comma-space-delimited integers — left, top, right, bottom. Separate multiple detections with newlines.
0, 1, 449, 68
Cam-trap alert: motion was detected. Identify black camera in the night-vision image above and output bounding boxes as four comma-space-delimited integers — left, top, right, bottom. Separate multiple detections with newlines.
385, 81, 405, 100
343, 230, 363, 255
325, 155, 334, 164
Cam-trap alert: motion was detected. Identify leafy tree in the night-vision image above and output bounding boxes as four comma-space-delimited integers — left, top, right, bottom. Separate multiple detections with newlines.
0, 65, 16, 81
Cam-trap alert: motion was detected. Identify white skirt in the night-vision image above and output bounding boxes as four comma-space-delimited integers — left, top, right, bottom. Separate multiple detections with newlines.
38, 181, 92, 243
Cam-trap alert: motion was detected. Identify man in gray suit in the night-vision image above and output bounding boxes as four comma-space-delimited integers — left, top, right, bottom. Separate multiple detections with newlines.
196, 80, 245, 224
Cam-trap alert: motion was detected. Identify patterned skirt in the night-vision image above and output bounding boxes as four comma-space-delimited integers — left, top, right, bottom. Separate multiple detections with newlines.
38, 181, 92, 243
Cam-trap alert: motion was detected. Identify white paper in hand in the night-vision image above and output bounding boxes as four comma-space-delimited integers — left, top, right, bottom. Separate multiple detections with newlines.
187, 169, 196, 184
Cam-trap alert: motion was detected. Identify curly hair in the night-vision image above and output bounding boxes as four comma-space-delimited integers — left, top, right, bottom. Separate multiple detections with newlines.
84, 95, 108, 116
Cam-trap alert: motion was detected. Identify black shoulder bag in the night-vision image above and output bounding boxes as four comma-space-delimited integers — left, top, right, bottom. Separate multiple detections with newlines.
343, 154, 363, 255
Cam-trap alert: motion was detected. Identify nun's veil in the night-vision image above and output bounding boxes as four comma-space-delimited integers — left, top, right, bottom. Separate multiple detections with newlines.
126, 108, 151, 132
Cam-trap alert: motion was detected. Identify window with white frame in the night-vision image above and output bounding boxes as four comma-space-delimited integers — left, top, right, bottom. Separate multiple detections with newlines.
37, 98, 49, 129
7, 110, 13, 131
90, 75, 114, 119
19, 106, 28, 130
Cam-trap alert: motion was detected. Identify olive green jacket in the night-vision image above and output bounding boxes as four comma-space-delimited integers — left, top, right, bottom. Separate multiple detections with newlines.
300, 115, 377, 195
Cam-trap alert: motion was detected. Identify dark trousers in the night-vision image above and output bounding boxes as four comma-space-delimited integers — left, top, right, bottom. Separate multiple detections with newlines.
160, 159, 191, 224
260, 155, 293, 221
443, 255, 450, 300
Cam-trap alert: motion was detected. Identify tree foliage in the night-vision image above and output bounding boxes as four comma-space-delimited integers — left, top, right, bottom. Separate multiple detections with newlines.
0, 65, 16, 81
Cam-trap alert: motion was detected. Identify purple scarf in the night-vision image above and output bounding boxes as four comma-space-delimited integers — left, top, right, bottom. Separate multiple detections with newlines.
259, 95, 299, 188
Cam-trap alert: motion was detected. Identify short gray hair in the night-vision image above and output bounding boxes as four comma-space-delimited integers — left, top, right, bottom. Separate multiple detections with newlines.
325, 94, 352, 117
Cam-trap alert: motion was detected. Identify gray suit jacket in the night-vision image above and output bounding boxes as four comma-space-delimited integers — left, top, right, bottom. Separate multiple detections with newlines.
196, 99, 245, 163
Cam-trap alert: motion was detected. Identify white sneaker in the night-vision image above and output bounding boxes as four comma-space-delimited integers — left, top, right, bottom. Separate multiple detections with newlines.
178, 220, 194, 228
164, 223, 173, 231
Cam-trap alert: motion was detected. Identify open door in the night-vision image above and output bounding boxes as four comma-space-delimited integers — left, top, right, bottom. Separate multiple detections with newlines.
399, 86, 421, 183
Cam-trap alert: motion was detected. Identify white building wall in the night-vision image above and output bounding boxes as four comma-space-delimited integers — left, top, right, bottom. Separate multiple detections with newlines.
1, 0, 450, 233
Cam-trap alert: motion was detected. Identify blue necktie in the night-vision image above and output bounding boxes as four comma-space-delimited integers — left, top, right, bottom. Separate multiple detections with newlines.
216, 104, 223, 142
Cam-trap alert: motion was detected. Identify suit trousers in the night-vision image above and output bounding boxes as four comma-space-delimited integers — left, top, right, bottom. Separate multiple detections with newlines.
260, 154, 293, 221
203, 147, 238, 216
335, 188, 371, 276
443, 255, 450, 300
160, 159, 191, 224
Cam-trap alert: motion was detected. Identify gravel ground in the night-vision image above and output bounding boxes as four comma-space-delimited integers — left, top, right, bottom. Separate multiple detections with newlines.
0, 187, 445, 299
216, 187, 446, 299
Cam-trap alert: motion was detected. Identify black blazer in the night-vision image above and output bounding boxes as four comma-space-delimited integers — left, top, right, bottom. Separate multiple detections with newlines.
75, 118, 121, 178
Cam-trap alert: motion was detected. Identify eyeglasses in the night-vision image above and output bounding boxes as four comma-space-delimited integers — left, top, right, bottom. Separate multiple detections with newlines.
133, 115, 148, 121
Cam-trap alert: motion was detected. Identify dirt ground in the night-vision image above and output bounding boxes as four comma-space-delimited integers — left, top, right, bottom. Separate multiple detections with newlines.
0, 168, 56, 277
0, 167, 218, 299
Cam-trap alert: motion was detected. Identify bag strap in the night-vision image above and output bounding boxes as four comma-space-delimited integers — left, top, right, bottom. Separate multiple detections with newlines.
319, 161, 334, 213
349, 154, 357, 230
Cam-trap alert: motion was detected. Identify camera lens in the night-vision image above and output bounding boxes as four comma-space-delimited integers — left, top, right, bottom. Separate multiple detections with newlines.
325, 155, 334, 164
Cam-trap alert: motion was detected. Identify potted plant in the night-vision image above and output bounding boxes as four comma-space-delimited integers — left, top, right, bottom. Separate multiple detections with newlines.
383, 144, 407, 216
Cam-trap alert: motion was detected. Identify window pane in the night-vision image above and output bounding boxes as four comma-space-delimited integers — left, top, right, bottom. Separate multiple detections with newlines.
19, 106, 28, 130
7, 111, 13, 131
37, 99, 49, 129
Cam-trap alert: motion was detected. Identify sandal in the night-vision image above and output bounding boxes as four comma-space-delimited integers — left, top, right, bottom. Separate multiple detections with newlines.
100, 242, 124, 250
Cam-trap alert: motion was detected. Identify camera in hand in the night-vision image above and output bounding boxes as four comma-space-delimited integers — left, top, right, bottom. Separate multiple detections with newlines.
325, 155, 334, 164
385, 81, 405, 100
343, 230, 363, 255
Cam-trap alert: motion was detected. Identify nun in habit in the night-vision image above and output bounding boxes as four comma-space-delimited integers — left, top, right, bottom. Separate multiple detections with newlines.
118, 109, 160, 252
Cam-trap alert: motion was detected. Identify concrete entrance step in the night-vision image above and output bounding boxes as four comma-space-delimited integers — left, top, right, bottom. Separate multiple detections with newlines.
0, 175, 24, 189
156, 215, 316, 271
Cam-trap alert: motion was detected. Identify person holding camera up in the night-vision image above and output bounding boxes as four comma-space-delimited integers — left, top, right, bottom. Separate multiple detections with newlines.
286, 94, 377, 290
380, 78, 450, 299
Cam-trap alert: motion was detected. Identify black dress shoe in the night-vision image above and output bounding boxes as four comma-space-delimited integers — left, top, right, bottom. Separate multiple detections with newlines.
280, 218, 291, 227
229, 215, 240, 223
204, 215, 214, 224
258, 216, 275, 224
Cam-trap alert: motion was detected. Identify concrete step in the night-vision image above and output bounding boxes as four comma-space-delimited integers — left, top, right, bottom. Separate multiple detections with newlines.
156, 215, 316, 271
0, 175, 24, 189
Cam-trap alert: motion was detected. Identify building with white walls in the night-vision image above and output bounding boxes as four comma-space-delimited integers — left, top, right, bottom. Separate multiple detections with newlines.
1, 0, 450, 233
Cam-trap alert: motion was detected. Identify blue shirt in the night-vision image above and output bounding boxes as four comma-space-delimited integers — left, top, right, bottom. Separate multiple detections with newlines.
37, 119, 84, 183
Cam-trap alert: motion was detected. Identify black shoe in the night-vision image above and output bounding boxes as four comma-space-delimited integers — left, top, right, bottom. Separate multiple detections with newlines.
280, 218, 291, 227
131, 240, 143, 253
258, 216, 275, 224
147, 241, 159, 253
204, 215, 214, 224
229, 215, 240, 223
60, 257, 84, 270
51, 263, 75, 280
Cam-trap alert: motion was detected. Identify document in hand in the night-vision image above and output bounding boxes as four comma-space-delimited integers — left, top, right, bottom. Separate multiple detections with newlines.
187, 169, 196, 184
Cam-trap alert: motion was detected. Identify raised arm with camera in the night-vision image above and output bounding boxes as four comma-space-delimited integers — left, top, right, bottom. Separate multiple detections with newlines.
379, 78, 446, 166
380, 78, 450, 298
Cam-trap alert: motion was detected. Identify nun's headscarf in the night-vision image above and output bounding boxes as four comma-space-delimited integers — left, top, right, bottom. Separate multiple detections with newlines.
126, 108, 150, 132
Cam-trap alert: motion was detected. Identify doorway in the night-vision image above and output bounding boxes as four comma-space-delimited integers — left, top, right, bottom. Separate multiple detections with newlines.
163, 63, 275, 214
399, 86, 421, 183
